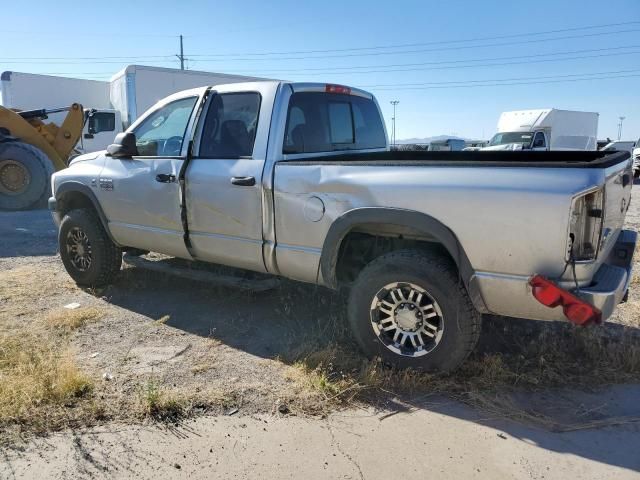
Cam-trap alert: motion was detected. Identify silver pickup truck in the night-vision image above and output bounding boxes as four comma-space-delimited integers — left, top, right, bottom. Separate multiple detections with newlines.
49, 81, 636, 372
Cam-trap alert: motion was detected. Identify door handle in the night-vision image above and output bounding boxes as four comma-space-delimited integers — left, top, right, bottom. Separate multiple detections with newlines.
230, 176, 256, 186
155, 173, 176, 183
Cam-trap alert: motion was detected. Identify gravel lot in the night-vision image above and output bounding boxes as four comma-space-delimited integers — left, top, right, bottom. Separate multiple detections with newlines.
1, 182, 639, 478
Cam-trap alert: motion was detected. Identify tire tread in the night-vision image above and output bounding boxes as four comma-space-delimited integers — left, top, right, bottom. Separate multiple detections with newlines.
347, 249, 481, 372
59, 208, 121, 286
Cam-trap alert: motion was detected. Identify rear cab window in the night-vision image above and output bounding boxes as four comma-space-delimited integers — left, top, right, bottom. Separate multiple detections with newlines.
283, 92, 386, 154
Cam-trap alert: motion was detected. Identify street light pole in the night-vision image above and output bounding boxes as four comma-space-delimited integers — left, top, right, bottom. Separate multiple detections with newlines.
618, 116, 626, 140
390, 100, 399, 148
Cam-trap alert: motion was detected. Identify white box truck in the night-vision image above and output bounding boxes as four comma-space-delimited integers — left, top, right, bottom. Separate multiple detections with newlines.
0, 71, 121, 153
109, 65, 265, 128
483, 109, 599, 151
1, 67, 268, 154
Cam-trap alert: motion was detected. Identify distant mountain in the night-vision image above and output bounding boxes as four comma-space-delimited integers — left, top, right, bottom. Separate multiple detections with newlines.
396, 135, 469, 145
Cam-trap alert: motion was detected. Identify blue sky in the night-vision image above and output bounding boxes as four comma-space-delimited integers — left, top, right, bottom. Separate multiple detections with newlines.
3, 0, 639, 140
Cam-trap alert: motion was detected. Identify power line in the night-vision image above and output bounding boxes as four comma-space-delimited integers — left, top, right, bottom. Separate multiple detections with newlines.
215, 45, 640, 74
267, 50, 640, 77
183, 20, 640, 57
185, 28, 640, 62
1, 21, 638, 63
358, 68, 640, 88
367, 73, 640, 91
14, 47, 640, 76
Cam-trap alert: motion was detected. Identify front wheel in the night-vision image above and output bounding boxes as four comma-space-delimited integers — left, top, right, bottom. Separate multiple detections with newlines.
347, 250, 481, 372
59, 208, 122, 287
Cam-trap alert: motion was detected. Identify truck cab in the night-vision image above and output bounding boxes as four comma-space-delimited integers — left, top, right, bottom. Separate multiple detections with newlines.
483, 109, 599, 151
486, 130, 549, 151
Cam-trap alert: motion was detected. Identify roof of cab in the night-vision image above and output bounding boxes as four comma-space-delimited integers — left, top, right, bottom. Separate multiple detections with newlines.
164, 81, 374, 102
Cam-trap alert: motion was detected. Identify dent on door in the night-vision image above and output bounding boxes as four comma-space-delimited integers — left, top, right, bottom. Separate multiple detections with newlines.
100, 157, 191, 259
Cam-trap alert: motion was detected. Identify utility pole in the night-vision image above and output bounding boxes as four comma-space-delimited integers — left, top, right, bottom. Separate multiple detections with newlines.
176, 34, 185, 70
390, 100, 399, 148
618, 116, 626, 140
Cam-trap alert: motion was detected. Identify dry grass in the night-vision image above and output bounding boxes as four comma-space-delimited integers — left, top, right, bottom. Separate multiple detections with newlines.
287, 319, 640, 415
0, 330, 93, 438
45, 307, 104, 331
138, 380, 186, 422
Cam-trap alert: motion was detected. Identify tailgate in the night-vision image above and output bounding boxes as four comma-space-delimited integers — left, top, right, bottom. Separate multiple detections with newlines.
600, 154, 633, 257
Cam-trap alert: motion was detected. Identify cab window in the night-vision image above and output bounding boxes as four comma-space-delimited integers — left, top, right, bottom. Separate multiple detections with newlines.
133, 96, 198, 157
199, 92, 261, 158
283, 92, 386, 154
532, 132, 546, 148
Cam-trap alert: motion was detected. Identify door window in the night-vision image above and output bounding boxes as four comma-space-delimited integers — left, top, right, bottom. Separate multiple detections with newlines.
132, 96, 198, 157
199, 92, 262, 158
532, 132, 546, 148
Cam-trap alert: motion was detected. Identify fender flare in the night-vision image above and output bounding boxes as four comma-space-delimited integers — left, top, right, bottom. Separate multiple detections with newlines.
319, 206, 478, 294
53, 181, 120, 245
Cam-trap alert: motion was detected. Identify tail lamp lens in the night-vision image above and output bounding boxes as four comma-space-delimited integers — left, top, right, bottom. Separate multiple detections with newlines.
530, 275, 601, 325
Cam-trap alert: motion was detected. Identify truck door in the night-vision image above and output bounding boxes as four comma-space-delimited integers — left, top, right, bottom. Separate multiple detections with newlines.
83, 110, 122, 153
98, 95, 199, 259
531, 131, 548, 151
185, 83, 276, 272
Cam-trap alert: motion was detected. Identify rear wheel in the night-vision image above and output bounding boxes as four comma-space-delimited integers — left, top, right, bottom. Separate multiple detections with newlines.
0, 142, 54, 210
347, 250, 481, 372
59, 209, 122, 287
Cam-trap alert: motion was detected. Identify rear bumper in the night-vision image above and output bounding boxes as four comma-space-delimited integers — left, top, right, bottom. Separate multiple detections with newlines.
575, 229, 636, 320
472, 229, 636, 322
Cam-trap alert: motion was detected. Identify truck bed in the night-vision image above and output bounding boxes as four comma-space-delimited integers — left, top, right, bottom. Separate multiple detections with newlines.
279, 150, 630, 169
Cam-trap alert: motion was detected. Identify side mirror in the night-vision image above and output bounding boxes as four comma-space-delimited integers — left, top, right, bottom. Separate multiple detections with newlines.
86, 110, 97, 134
107, 132, 139, 158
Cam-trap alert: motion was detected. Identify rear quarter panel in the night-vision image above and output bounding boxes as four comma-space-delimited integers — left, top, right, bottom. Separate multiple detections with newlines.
272, 163, 606, 285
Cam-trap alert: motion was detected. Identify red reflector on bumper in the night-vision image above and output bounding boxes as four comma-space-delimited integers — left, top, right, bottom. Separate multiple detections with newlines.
529, 275, 601, 325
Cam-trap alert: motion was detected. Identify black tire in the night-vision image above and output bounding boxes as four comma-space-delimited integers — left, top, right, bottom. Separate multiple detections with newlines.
347, 249, 481, 372
59, 208, 122, 287
0, 142, 54, 210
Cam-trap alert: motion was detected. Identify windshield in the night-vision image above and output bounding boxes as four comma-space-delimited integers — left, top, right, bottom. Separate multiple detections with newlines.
602, 142, 635, 152
489, 132, 533, 147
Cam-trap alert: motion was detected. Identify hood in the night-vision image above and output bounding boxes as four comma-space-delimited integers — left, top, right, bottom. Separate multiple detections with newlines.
481, 143, 525, 151
69, 150, 105, 165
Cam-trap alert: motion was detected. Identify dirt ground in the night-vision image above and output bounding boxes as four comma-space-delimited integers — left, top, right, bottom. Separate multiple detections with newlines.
1, 181, 640, 479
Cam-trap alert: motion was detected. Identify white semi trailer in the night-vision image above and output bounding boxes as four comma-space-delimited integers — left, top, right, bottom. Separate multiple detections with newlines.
483, 109, 599, 151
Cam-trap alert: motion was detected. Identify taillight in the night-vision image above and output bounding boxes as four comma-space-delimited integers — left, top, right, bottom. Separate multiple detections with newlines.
325, 84, 351, 94
530, 275, 601, 325
568, 188, 604, 261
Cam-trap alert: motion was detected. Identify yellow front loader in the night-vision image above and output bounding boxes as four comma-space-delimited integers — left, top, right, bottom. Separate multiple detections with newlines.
0, 103, 84, 210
